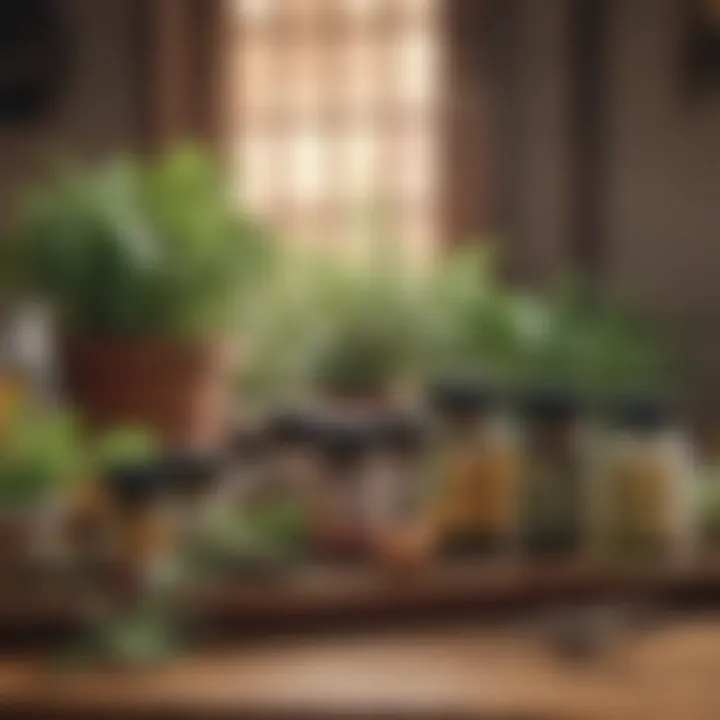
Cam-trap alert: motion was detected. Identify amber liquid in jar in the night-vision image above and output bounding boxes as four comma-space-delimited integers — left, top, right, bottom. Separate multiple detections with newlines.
105, 463, 174, 586
430, 379, 519, 559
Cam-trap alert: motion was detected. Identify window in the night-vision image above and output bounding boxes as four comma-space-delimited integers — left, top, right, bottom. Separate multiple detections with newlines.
231, 0, 442, 263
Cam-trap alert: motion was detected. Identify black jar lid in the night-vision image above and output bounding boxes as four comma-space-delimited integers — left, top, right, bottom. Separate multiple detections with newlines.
265, 409, 323, 446
373, 412, 427, 454
520, 386, 582, 424
611, 394, 677, 432
161, 450, 223, 493
104, 461, 165, 508
230, 426, 268, 462
428, 375, 503, 418
317, 419, 370, 465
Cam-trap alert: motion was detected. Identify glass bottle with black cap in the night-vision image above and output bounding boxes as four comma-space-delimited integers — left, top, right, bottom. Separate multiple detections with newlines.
364, 412, 432, 569
520, 387, 588, 561
235, 409, 321, 562
161, 450, 224, 542
103, 460, 173, 587
592, 394, 696, 567
263, 409, 322, 506
314, 418, 371, 561
430, 377, 520, 560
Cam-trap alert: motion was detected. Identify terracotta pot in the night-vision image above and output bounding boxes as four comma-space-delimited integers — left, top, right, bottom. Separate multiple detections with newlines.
60, 336, 235, 448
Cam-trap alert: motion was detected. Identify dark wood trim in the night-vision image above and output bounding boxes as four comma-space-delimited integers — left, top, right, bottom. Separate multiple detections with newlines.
569, 0, 612, 280
4, 559, 720, 648
138, 0, 230, 156
188, 0, 231, 156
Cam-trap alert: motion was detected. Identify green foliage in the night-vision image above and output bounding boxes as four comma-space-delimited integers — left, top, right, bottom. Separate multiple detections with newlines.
237, 246, 328, 402
7, 147, 272, 339
428, 246, 669, 401
520, 278, 670, 399
91, 425, 161, 473
239, 241, 435, 400
426, 244, 530, 380
306, 259, 432, 396
0, 407, 85, 510
239, 238, 669, 405
0, 406, 161, 512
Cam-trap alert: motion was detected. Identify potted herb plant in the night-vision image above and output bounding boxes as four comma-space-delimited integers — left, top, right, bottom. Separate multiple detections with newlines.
6, 148, 271, 447
0, 406, 85, 564
304, 254, 433, 411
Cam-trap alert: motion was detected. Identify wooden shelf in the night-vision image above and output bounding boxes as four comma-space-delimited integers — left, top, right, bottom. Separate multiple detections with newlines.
3, 558, 720, 643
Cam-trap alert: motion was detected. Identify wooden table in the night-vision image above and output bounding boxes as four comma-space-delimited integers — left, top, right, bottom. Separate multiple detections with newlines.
2, 617, 720, 719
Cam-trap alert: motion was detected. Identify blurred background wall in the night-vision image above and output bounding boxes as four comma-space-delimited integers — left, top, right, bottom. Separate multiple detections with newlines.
0, 0, 146, 219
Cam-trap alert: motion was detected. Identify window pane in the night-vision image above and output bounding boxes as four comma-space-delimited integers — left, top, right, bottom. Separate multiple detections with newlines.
286, 128, 327, 204
337, 128, 380, 201
334, 39, 381, 118
231, 0, 442, 253
234, 0, 277, 28
236, 137, 277, 210
239, 40, 278, 114
341, 0, 383, 21
391, 30, 440, 108
390, 127, 437, 204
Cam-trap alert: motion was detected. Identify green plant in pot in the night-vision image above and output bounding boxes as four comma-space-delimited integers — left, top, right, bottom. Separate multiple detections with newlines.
0, 407, 84, 513
0, 406, 85, 562
302, 250, 433, 409
6, 147, 272, 447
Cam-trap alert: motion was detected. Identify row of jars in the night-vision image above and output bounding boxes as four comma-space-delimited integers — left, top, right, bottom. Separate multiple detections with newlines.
237, 379, 702, 569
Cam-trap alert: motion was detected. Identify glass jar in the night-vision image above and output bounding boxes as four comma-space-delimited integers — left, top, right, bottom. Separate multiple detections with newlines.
104, 462, 175, 587
0, 303, 56, 429
228, 421, 269, 497
264, 410, 323, 505
694, 422, 720, 551
520, 388, 588, 560
314, 419, 370, 561
593, 396, 697, 567
243, 410, 321, 560
162, 451, 223, 542
364, 412, 431, 568
430, 378, 520, 560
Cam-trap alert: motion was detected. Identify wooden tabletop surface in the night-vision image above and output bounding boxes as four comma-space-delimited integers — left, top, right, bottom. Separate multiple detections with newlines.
1, 617, 720, 719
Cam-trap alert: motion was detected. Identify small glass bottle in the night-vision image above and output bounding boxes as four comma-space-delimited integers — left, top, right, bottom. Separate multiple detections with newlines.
592, 396, 697, 568
104, 461, 175, 587
161, 450, 224, 545
694, 422, 720, 553
244, 410, 321, 559
227, 422, 269, 504
313, 419, 370, 562
0, 303, 47, 431
430, 378, 520, 560
264, 410, 323, 506
520, 388, 588, 561
364, 413, 431, 569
